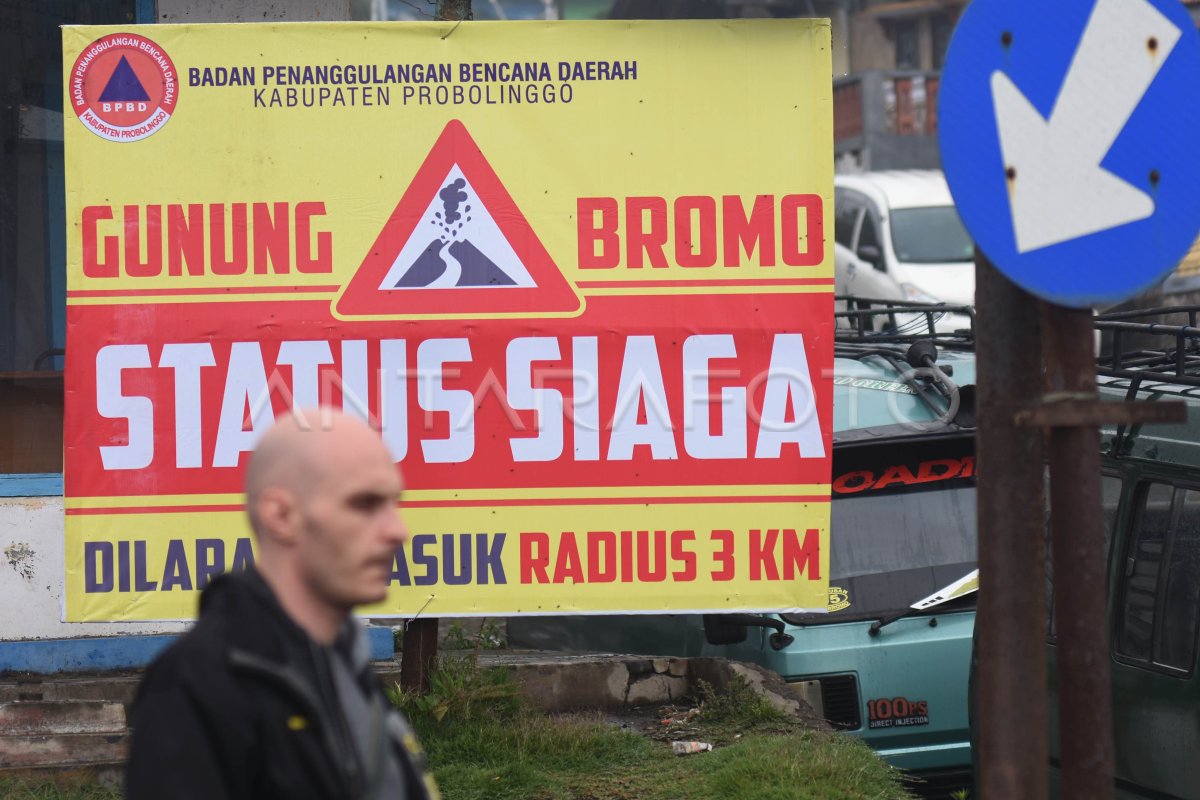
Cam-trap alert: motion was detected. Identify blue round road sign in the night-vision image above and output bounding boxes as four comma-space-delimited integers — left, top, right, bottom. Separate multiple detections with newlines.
939, 0, 1200, 308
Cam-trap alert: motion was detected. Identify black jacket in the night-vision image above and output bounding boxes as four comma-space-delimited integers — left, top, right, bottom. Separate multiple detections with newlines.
125, 570, 438, 800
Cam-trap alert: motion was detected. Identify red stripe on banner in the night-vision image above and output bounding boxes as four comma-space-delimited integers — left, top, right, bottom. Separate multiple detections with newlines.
68, 285, 339, 298
65, 504, 245, 515
64, 292, 835, 497
405, 495, 830, 508
576, 278, 835, 289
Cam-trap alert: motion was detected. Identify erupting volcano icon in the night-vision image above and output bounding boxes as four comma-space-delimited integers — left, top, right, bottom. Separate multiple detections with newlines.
336, 119, 582, 319
382, 166, 536, 290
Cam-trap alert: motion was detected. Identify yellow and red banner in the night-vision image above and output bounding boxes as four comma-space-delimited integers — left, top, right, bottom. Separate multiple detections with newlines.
62, 20, 834, 621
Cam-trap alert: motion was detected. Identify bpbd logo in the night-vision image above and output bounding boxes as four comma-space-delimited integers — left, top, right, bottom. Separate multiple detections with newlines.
70, 33, 178, 142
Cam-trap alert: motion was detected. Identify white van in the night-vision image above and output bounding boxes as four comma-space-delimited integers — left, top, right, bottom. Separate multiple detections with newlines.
834, 170, 975, 308
834, 241, 904, 302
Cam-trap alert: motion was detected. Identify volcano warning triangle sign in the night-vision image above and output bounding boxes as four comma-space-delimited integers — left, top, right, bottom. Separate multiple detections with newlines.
336, 120, 582, 319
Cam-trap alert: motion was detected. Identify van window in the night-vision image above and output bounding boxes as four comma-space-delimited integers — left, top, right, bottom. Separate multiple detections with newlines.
834, 191, 864, 249
1116, 482, 1200, 673
1101, 474, 1123, 552
785, 478, 976, 625
889, 207, 974, 264
858, 210, 882, 254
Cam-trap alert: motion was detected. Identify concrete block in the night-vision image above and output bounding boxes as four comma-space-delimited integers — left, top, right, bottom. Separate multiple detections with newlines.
0, 764, 123, 787
379, 652, 826, 727
687, 657, 829, 730
726, 663, 803, 716
43, 678, 141, 708
625, 673, 687, 705
0, 635, 177, 674
0, 732, 128, 770
623, 658, 655, 675
0, 702, 125, 736
509, 662, 632, 712
0, 675, 140, 708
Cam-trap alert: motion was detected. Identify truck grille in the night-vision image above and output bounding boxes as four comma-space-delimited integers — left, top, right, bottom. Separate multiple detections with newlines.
819, 674, 861, 730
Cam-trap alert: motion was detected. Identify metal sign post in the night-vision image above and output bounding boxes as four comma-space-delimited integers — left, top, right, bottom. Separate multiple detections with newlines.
1039, 303, 1113, 797
973, 252, 1049, 800
941, 1, 1200, 795
974, 260, 1187, 800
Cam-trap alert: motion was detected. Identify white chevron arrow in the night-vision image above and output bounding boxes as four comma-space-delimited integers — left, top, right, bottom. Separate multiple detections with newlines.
992, 0, 1181, 253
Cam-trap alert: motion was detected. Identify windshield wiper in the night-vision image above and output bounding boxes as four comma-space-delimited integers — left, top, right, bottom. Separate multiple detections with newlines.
867, 569, 979, 637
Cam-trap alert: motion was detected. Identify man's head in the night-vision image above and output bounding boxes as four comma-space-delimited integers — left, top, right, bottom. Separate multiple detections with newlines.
245, 408, 408, 623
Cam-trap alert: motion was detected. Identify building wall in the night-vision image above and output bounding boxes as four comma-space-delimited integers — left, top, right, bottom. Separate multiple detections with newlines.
156, 0, 350, 22
830, 3, 850, 78
846, 1, 967, 74
1, 497, 188, 640
916, 13, 933, 71
0, 0, 350, 649
849, 10, 894, 72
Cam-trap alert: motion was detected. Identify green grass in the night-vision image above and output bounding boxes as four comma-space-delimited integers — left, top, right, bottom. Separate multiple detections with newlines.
3, 661, 913, 800
393, 658, 915, 800
673, 676, 801, 742
0, 774, 120, 800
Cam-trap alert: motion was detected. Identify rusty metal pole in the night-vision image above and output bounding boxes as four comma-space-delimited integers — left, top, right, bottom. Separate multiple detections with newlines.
399, 617, 439, 693
1041, 302, 1114, 800
974, 251, 1049, 800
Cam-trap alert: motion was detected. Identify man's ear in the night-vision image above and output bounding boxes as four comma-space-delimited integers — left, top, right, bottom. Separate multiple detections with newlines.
255, 487, 301, 547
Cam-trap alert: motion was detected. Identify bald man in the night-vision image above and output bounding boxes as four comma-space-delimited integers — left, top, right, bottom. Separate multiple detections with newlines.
126, 409, 438, 800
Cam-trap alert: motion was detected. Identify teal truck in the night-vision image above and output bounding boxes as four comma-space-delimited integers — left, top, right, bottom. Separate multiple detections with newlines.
509, 301, 980, 796
965, 306, 1200, 799
1043, 307, 1200, 799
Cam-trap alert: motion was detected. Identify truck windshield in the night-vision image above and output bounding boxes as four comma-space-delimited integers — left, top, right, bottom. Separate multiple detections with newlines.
784, 440, 977, 626
890, 206, 974, 264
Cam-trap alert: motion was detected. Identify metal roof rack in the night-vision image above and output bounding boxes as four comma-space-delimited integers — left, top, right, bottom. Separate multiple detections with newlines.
1095, 304, 1200, 389
833, 298, 976, 431
834, 297, 975, 350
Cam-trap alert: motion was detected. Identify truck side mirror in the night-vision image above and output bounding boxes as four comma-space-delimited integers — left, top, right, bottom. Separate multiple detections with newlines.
703, 614, 795, 650
702, 614, 748, 645
857, 244, 883, 270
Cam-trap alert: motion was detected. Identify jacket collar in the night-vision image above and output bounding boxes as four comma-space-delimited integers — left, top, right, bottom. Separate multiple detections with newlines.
201, 568, 368, 675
